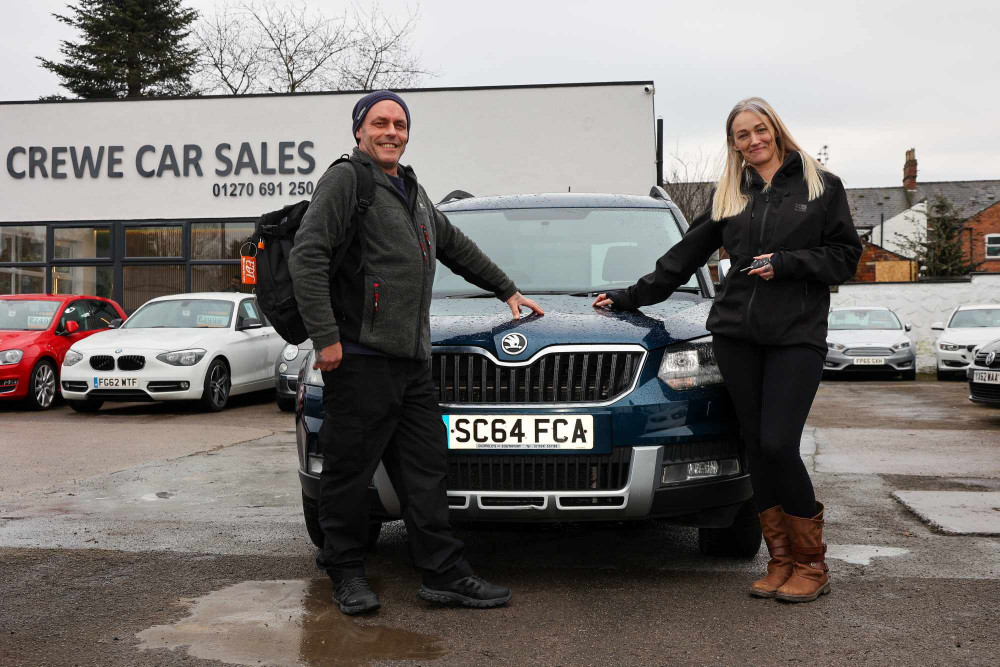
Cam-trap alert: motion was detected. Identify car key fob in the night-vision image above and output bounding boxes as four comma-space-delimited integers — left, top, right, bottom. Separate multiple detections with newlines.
740, 257, 772, 272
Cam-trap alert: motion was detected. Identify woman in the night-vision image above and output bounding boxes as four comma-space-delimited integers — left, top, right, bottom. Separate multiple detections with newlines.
594, 97, 861, 603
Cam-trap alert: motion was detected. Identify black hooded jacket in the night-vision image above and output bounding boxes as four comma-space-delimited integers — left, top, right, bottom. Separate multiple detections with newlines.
610, 152, 862, 353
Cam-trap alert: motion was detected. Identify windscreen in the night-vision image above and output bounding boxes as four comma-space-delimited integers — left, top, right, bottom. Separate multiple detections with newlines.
0, 300, 61, 331
123, 299, 234, 329
948, 308, 1000, 328
828, 309, 902, 330
433, 208, 698, 295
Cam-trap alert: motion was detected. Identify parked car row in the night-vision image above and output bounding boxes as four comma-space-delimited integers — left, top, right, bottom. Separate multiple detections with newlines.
1, 292, 285, 412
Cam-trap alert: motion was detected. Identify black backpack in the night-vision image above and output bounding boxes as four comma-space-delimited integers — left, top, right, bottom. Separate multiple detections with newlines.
252, 155, 375, 344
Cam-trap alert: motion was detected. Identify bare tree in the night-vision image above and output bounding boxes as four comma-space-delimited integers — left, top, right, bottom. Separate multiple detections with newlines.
194, 1, 433, 95
662, 147, 720, 222
335, 3, 433, 90
193, 3, 265, 94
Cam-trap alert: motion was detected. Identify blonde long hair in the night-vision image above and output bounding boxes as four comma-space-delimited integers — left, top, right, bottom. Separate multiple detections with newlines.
711, 97, 828, 221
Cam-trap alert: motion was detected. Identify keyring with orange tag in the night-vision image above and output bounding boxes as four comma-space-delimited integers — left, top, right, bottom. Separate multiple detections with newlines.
240, 241, 258, 285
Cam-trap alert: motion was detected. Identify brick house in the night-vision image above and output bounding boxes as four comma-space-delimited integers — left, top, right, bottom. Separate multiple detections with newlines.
846, 149, 1000, 277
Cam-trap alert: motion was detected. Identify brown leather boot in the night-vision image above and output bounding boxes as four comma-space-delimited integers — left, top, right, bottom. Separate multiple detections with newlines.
775, 502, 831, 602
749, 505, 793, 598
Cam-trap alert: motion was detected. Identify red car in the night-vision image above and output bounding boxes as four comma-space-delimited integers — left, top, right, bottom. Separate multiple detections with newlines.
0, 294, 126, 410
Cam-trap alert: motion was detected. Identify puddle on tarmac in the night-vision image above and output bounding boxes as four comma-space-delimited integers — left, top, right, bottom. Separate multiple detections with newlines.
136, 578, 446, 666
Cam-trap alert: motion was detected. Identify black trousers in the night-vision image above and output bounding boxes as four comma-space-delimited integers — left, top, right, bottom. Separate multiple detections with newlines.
316, 353, 472, 585
712, 335, 824, 519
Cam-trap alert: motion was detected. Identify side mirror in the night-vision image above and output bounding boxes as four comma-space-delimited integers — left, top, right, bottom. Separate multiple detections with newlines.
63, 320, 80, 335
717, 258, 732, 282
931, 321, 944, 331
238, 317, 262, 331
108, 318, 122, 329
904, 323, 912, 332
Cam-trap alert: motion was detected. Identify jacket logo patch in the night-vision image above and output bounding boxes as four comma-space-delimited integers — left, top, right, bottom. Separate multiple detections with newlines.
794, 203, 808, 212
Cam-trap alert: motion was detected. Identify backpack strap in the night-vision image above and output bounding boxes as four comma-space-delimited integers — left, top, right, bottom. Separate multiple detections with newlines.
328, 154, 377, 275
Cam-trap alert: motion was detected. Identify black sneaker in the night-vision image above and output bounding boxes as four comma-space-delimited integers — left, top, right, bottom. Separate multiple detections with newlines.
332, 576, 380, 615
418, 575, 512, 608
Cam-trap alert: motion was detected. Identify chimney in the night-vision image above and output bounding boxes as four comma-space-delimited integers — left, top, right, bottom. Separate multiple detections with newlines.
903, 148, 918, 191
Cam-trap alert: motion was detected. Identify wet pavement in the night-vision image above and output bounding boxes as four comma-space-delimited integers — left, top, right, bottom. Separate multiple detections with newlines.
1, 379, 998, 666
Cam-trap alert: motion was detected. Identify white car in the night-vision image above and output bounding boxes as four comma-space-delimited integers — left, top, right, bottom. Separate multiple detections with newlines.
60, 292, 284, 412
932, 304, 1000, 380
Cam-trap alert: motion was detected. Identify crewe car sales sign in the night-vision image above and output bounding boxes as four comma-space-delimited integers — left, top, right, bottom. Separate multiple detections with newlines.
5, 141, 318, 200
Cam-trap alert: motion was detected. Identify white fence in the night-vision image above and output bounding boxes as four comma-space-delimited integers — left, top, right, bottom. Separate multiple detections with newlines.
831, 274, 1000, 370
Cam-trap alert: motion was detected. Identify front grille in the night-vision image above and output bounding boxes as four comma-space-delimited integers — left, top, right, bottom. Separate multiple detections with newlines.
447, 447, 632, 491
845, 348, 892, 357
974, 351, 1000, 368
970, 382, 1000, 401
433, 349, 644, 404
117, 355, 145, 371
90, 355, 114, 371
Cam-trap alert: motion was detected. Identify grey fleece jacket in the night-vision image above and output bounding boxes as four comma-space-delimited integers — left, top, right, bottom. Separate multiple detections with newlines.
288, 148, 517, 360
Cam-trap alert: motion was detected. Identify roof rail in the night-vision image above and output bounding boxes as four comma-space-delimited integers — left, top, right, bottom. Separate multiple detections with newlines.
649, 186, 672, 201
438, 190, 475, 205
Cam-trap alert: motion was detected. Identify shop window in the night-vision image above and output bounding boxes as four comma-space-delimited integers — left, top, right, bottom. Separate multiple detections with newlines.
986, 234, 1000, 259
0, 225, 46, 262
191, 263, 254, 294
0, 267, 45, 294
51, 266, 114, 298
123, 264, 185, 312
54, 227, 112, 259
125, 225, 182, 258
191, 222, 254, 260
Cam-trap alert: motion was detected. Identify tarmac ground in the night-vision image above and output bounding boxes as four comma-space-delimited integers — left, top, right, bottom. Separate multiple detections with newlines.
1, 376, 998, 666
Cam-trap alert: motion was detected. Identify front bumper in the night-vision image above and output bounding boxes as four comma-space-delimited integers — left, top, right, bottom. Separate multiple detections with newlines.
824, 348, 915, 373
937, 346, 976, 372
300, 445, 752, 525
277, 373, 298, 399
0, 372, 26, 399
967, 366, 1000, 405
60, 357, 206, 402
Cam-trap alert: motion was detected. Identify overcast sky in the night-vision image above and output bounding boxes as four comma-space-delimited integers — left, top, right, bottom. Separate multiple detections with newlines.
3, 0, 998, 188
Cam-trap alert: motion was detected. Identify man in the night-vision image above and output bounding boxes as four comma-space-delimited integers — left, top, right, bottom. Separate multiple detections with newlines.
289, 90, 543, 615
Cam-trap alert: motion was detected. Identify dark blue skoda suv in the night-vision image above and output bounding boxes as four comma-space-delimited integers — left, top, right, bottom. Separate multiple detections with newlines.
296, 189, 761, 557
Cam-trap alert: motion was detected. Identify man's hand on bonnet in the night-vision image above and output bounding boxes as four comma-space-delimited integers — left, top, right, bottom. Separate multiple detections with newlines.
507, 292, 544, 320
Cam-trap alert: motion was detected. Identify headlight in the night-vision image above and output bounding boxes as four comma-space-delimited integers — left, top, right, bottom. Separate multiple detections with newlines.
892, 341, 911, 351
827, 341, 845, 351
0, 349, 24, 365
63, 349, 84, 367
657, 336, 723, 390
939, 342, 961, 352
300, 351, 323, 385
156, 349, 207, 366
281, 344, 299, 361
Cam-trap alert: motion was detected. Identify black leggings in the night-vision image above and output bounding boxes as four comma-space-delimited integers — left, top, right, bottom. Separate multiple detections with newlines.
712, 335, 824, 519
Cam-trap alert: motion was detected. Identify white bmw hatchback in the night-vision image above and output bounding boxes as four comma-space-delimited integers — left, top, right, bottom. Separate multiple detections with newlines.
60, 292, 284, 412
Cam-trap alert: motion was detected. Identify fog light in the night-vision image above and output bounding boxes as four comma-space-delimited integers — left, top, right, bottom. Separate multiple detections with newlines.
824, 361, 836, 367
181, 381, 189, 389
687, 461, 719, 477
661, 458, 740, 485
279, 362, 288, 373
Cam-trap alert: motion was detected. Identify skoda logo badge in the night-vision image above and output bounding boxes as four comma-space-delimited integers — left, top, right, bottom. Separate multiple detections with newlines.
987, 351, 997, 366
501, 333, 527, 355
114, 348, 122, 354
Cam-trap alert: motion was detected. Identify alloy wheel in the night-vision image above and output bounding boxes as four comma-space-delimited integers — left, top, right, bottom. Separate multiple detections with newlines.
34, 363, 56, 408
210, 364, 230, 407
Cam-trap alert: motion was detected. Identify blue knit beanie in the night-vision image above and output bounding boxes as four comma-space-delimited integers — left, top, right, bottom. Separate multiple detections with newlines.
351, 90, 410, 144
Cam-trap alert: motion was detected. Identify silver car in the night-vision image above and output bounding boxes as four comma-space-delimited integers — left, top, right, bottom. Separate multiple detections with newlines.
275, 339, 313, 411
824, 307, 916, 380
